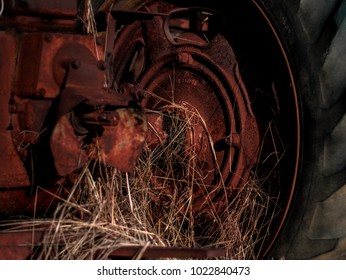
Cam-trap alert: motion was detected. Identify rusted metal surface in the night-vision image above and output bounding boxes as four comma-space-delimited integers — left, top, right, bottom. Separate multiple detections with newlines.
7, 0, 78, 18
0, 231, 43, 260
0, 0, 80, 32
0, 229, 225, 259
48, 49, 147, 174
0, 186, 65, 220
108, 246, 226, 259
13, 33, 104, 99
0, 16, 79, 32
0, 32, 30, 188
50, 114, 88, 176
146, 112, 169, 147
51, 107, 147, 176
96, 108, 147, 172
4, 26, 147, 180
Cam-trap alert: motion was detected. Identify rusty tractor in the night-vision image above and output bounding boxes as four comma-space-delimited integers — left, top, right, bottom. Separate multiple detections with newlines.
1, 0, 345, 260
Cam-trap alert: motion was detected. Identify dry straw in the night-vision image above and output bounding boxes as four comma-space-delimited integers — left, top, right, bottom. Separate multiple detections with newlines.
1, 97, 280, 260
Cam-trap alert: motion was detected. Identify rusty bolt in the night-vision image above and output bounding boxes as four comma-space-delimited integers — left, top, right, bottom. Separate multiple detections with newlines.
131, 90, 146, 101
99, 114, 108, 122
44, 33, 53, 43
8, 104, 17, 113
100, 113, 119, 125
97, 60, 106, 71
71, 60, 81, 70
96, 37, 103, 46
118, 87, 126, 95
138, 90, 147, 99
224, 133, 240, 147
175, 52, 194, 64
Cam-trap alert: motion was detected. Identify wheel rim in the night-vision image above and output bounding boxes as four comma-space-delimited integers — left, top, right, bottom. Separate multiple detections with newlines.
110, 0, 301, 258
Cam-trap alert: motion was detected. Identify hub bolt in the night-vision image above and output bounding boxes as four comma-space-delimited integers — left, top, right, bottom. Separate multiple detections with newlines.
175, 52, 194, 64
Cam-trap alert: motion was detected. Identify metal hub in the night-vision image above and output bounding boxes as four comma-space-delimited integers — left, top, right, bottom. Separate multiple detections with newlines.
111, 4, 260, 215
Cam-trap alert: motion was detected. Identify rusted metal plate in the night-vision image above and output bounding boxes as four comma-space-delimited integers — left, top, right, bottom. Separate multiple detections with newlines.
7, 0, 78, 18
0, 229, 225, 260
0, 185, 65, 221
0, 16, 78, 32
14, 33, 104, 99
97, 108, 147, 172
51, 107, 147, 176
146, 112, 168, 147
0, 230, 43, 260
0, 32, 30, 188
108, 246, 226, 259
10, 99, 52, 147
49, 55, 146, 174
50, 114, 88, 177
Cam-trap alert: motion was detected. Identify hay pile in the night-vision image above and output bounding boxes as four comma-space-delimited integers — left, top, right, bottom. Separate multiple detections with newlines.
2, 102, 278, 260
37, 102, 278, 259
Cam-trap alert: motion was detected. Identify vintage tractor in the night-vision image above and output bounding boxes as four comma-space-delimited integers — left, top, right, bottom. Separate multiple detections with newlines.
0, 0, 345, 259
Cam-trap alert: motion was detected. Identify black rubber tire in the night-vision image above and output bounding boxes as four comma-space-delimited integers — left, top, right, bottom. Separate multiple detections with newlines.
259, 0, 346, 260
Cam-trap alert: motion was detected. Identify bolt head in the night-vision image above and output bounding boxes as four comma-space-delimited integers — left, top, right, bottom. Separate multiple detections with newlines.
71, 60, 81, 69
